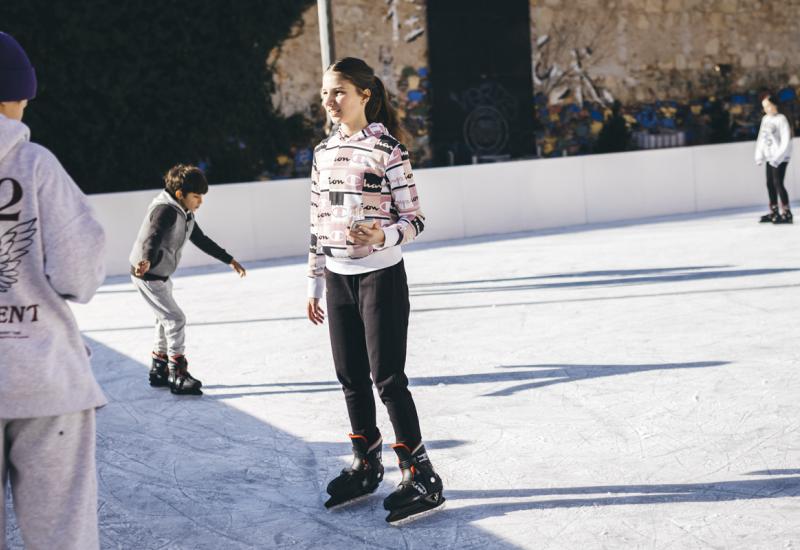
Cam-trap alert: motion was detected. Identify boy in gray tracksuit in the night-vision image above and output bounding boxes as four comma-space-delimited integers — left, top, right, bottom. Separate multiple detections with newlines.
0, 32, 106, 550
129, 164, 246, 395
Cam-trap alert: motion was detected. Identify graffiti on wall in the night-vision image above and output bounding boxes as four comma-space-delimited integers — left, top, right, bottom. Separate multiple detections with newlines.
395, 65, 432, 166
534, 87, 800, 158
534, 36, 614, 107
385, 0, 426, 43
532, 9, 617, 108
450, 82, 519, 157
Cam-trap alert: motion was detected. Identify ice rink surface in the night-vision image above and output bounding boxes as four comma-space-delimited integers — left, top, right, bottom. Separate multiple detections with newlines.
7, 207, 800, 549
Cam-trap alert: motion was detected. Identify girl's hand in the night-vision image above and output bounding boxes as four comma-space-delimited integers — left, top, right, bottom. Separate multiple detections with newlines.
347, 221, 385, 246
230, 259, 247, 278
307, 298, 326, 325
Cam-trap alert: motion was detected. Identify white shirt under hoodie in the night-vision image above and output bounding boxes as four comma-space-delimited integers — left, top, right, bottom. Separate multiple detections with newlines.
0, 113, 107, 418
754, 113, 792, 167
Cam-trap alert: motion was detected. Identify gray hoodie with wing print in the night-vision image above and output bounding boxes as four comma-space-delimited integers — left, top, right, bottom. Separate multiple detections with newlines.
0, 113, 107, 418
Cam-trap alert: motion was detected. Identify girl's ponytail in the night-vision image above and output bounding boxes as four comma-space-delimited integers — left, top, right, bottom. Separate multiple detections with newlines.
366, 76, 407, 144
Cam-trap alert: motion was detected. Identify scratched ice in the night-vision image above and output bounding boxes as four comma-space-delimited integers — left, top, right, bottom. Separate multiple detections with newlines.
5, 207, 800, 549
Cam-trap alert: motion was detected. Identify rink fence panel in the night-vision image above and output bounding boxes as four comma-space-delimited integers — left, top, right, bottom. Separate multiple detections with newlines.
91, 139, 800, 276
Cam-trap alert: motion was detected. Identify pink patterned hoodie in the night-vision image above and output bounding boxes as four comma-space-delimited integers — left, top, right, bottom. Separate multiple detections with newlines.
307, 122, 425, 298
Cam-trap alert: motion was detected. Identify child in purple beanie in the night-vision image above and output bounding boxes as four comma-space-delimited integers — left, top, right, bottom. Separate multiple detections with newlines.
0, 31, 105, 550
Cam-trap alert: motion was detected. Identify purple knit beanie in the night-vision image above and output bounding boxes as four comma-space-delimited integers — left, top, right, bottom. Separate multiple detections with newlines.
0, 32, 37, 102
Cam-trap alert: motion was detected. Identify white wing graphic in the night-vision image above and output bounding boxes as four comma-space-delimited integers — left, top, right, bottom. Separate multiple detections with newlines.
0, 218, 38, 292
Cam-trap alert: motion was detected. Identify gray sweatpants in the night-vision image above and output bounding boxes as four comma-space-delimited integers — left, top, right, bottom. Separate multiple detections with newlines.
1, 409, 99, 550
131, 276, 186, 356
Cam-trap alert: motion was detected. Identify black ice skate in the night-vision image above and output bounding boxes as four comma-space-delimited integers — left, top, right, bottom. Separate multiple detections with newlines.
149, 352, 169, 387
168, 355, 203, 395
383, 443, 445, 524
773, 210, 793, 224
324, 433, 384, 509
760, 206, 779, 223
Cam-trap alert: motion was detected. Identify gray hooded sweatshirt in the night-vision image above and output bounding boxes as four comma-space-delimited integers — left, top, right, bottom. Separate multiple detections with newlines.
0, 114, 107, 418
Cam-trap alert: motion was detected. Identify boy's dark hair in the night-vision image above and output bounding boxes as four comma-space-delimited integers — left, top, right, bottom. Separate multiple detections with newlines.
164, 164, 208, 197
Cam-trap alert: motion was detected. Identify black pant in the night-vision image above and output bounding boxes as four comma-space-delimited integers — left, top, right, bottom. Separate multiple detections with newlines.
325, 260, 422, 447
766, 161, 790, 207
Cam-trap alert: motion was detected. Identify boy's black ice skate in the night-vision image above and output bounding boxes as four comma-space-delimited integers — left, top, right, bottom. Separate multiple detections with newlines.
772, 210, 793, 224
760, 206, 779, 223
149, 352, 169, 387
324, 432, 384, 508
383, 443, 444, 524
168, 355, 203, 395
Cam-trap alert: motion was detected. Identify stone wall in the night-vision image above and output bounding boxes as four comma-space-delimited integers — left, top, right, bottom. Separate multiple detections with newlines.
531, 0, 800, 105
269, 0, 800, 168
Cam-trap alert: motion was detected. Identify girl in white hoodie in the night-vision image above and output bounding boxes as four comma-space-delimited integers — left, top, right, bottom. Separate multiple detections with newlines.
754, 92, 793, 224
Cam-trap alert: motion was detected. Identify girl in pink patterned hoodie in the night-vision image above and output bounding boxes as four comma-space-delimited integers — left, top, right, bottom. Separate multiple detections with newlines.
307, 57, 444, 522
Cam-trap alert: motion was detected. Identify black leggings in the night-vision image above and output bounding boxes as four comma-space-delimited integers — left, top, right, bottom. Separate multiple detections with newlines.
325, 260, 422, 447
766, 161, 790, 208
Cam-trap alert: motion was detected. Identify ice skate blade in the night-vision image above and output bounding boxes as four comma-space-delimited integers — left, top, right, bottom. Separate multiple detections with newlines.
324, 492, 375, 510
170, 387, 203, 396
386, 498, 446, 525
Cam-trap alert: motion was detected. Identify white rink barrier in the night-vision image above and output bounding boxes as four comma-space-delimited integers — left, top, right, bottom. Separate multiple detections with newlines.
91, 139, 800, 276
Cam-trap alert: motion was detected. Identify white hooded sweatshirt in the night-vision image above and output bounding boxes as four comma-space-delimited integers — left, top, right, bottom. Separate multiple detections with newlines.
0, 113, 107, 418
754, 113, 792, 167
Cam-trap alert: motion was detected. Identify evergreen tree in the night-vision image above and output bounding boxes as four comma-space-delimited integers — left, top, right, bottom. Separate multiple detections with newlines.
1, 0, 314, 193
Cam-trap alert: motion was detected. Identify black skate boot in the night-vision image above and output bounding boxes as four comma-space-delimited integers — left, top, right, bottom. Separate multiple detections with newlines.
324, 432, 384, 509
383, 443, 445, 524
760, 205, 779, 223
773, 209, 793, 224
168, 355, 203, 395
149, 352, 169, 387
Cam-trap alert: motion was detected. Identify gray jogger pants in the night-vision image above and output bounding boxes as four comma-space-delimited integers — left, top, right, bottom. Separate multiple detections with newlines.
1, 409, 99, 550
131, 276, 186, 356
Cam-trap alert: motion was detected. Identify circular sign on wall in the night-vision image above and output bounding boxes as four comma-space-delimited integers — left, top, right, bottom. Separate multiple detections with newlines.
463, 106, 509, 155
